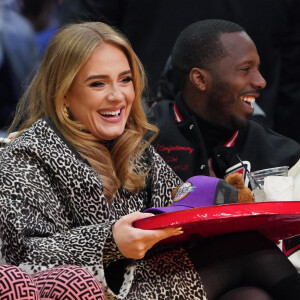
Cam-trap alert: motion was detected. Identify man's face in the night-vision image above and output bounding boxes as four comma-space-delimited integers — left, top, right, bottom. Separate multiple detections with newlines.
201, 32, 266, 130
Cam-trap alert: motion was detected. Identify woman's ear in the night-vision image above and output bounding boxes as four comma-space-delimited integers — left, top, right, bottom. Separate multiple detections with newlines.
63, 94, 70, 107
189, 68, 209, 91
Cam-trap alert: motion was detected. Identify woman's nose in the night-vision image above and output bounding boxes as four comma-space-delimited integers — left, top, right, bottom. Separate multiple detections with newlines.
107, 85, 125, 101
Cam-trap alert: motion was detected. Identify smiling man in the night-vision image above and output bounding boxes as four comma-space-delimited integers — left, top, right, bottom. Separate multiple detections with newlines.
151, 19, 300, 183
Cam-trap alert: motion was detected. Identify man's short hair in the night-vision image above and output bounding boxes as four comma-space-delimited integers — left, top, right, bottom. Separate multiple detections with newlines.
172, 19, 245, 88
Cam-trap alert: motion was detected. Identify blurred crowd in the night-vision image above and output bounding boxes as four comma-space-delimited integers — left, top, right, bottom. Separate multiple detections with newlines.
1, 0, 300, 144
0, 0, 59, 136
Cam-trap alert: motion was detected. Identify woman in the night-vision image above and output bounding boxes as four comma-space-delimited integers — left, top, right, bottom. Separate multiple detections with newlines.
0, 22, 299, 300
0, 21, 193, 299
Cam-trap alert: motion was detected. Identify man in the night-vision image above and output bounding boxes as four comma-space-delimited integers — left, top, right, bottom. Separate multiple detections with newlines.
151, 19, 300, 186
151, 18, 300, 261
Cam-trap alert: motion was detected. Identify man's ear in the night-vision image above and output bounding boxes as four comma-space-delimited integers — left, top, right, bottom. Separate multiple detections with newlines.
189, 68, 209, 91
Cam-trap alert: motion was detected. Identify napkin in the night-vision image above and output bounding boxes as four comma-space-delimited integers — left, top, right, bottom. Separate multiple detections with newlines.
288, 159, 300, 201
264, 176, 294, 202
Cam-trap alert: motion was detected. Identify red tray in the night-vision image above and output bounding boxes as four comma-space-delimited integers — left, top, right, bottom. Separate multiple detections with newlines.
133, 201, 300, 244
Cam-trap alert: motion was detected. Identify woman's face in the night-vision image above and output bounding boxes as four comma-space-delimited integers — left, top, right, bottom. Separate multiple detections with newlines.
65, 42, 135, 140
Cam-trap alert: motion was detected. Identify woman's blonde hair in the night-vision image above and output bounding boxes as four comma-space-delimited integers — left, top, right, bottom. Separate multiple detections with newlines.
10, 22, 158, 203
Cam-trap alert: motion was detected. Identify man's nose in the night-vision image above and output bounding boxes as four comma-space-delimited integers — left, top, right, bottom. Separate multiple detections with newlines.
253, 71, 267, 90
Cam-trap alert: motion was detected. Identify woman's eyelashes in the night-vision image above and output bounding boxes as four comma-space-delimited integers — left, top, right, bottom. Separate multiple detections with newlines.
121, 76, 133, 83
90, 81, 105, 87
89, 76, 132, 88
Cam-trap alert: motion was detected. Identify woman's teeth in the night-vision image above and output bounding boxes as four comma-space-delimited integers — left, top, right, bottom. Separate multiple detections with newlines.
100, 109, 121, 117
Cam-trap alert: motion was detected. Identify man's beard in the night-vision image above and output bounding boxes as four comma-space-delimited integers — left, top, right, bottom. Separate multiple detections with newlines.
207, 78, 248, 131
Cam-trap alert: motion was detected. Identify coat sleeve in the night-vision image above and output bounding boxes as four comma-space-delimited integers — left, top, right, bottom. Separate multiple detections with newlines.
0, 144, 122, 284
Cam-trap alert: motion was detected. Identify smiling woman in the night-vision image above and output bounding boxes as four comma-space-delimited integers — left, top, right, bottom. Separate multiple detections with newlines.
8, 22, 156, 203
64, 43, 135, 142
0, 21, 188, 299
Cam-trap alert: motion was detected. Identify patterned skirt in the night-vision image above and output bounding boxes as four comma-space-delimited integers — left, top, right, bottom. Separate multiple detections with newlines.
0, 264, 105, 299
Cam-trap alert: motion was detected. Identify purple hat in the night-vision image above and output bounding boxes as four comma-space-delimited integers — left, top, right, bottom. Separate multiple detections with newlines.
145, 176, 238, 214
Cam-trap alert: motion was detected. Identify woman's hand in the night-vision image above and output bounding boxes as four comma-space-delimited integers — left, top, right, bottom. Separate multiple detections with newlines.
112, 211, 183, 259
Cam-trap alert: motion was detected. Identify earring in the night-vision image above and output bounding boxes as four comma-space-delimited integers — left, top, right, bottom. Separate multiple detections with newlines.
64, 106, 70, 118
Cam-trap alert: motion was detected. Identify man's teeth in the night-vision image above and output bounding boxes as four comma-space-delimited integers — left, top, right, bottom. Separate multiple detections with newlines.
100, 109, 121, 116
241, 96, 255, 104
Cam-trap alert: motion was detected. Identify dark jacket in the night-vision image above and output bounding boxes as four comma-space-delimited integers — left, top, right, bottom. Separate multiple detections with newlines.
151, 94, 300, 185
152, 93, 300, 257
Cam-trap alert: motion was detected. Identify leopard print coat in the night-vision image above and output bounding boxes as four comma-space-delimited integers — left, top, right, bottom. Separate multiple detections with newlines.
0, 118, 207, 299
